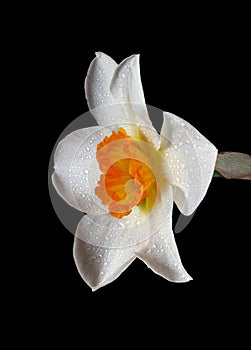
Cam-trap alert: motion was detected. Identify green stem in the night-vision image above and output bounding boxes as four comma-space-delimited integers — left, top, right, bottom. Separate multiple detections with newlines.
214, 152, 251, 180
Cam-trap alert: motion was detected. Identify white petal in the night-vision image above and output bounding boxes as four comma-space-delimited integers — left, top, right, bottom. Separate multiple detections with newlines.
135, 224, 192, 283
110, 54, 151, 126
73, 234, 135, 291
134, 186, 192, 282
160, 112, 218, 215
85, 52, 117, 115
85, 52, 154, 129
75, 181, 173, 249
52, 126, 110, 215
74, 185, 189, 288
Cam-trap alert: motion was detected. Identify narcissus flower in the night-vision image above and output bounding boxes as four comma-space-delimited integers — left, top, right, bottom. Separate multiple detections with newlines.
52, 52, 217, 291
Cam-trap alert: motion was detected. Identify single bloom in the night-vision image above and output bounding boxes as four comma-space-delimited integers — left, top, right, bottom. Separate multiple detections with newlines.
52, 52, 218, 291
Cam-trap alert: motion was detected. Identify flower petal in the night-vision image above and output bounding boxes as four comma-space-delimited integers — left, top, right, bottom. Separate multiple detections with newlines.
74, 185, 190, 288
52, 126, 110, 215
73, 234, 135, 291
134, 186, 192, 282
85, 52, 154, 129
135, 227, 192, 282
160, 112, 217, 215
85, 52, 117, 116
110, 54, 151, 126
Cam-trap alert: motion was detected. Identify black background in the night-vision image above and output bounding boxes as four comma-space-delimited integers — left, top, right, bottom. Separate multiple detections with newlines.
42, 8, 250, 344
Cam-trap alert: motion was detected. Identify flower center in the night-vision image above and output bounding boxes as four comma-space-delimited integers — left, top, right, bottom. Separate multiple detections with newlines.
95, 128, 157, 219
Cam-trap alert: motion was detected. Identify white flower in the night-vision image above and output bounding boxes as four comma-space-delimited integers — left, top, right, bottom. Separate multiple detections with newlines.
52, 52, 217, 291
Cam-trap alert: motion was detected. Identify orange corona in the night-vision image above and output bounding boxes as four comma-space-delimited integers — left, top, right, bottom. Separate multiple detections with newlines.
95, 128, 157, 218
